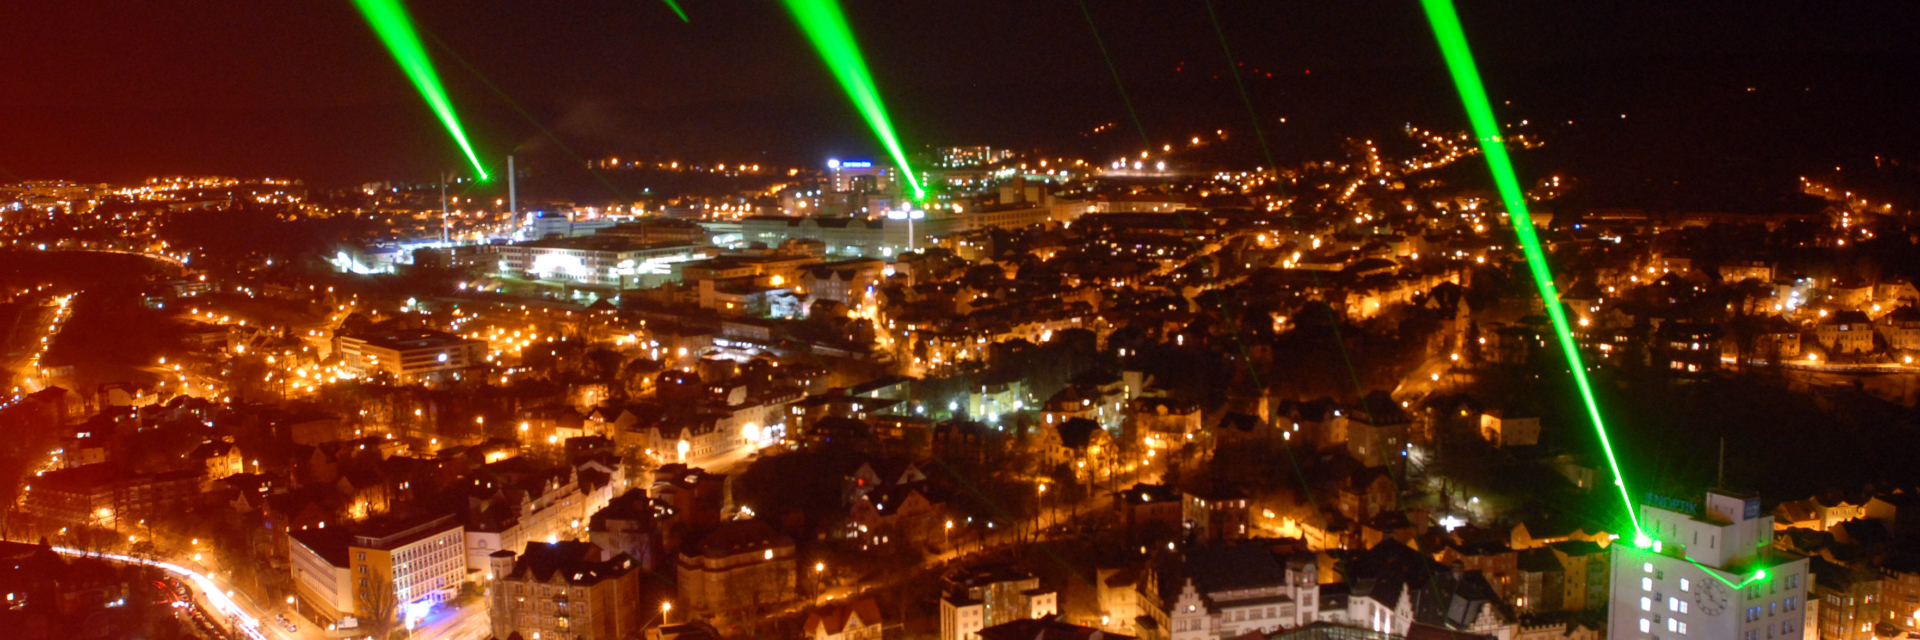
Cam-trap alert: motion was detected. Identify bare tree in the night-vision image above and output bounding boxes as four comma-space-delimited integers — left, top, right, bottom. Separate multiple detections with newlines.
356, 570, 400, 640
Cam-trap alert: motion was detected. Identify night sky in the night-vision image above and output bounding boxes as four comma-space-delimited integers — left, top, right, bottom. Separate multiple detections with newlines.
4, 0, 1918, 194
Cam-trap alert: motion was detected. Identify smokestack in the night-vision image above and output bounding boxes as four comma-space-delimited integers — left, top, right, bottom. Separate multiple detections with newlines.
508, 155, 518, 224
440, 171, 449, 244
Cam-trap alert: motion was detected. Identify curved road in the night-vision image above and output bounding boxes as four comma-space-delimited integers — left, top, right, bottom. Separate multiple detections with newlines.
51, 546, 271, 640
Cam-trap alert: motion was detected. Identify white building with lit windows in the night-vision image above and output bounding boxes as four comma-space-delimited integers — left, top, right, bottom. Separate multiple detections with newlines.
290, 514, 467, 630
1608, 490, 1810, 640
337, 329, 486, 383
493, 236, 706, 287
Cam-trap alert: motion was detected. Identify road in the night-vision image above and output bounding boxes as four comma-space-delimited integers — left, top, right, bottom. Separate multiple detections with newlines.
1722, 354, 1920, 374
411, 599, 492, 640
4, 294, 71, 394
51, 546, 273, 640
51, 545, 494, 640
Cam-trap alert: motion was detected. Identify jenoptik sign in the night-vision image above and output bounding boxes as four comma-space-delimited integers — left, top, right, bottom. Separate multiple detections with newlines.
1644, 492, 1700, 515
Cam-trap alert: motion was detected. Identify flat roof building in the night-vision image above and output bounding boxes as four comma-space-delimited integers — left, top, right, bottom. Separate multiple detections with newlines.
337, 329, 486, 384
492, 236, 707, 287
290, 513, 467, 630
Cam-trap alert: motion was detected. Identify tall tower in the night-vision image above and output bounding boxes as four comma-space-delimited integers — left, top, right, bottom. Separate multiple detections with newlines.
1608, 489, 1810, 640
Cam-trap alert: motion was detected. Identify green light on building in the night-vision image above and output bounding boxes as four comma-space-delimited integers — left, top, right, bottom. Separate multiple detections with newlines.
1419, 0, 1639, 536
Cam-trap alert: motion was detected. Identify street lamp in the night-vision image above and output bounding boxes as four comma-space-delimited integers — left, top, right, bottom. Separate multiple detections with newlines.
1038, 484, 1049, 532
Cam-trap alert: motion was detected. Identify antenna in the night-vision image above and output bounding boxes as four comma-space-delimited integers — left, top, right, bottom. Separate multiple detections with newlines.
1717, 437, 1726, 489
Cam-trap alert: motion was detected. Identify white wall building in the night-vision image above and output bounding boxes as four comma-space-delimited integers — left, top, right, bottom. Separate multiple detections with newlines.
337, 329, 486, 383
1609, 490, 1810, 640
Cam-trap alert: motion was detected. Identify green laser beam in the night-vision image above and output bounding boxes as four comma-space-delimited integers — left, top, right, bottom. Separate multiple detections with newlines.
351, 0, 490, 181
1078, 0, 1149, 147
1684, 554, 1768, 588
658, 0, 689, 23
1633, 535, 1769, 587
778, 0, 925, 201
1418, 0, 1640, 536
417, 27, 630, 201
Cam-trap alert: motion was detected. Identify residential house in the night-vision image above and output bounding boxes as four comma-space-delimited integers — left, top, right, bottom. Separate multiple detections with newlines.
1132, 398, 1202, 453
1512, 548, 1564, 613
805, 597, 884, 640
486, 541, 643, 640
940, 564, 1059, 640
1119, 484, 1185, 540
587, 489, 670, 571
1876, 306, 1920, 352
1816, 311, 1876, 355
1479, 410, 1540, 448
1546, 540, 1607, 611
1043, 417, 1115, 478
1812, 557, 1880, 640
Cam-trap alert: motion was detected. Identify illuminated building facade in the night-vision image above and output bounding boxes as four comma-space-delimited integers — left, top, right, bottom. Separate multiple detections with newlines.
358, 515, 467, 617
935, 146, 1014, 168
493, 236, 706, 287
290, 514, 466, 630
828, 159, 891, 193
939, 565, 1058, 640
336, 329, 486, 383
1608, 490, 1809, 640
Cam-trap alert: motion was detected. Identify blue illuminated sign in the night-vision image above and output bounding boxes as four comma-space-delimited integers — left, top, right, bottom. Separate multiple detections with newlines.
840, 161, 873, 168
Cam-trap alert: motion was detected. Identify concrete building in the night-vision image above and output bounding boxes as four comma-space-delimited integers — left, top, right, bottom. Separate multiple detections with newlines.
525, 213, 621, 239
595, 219, 708, 245
940, 564, 1059, 640
1480, 410, 1541, 448
828, 159, 893, 193
291, 514, 467, 630
493, 236, 706, 288
336, 329, 486, 383
1607, 490, 1809, 640
23, 464, 202, 527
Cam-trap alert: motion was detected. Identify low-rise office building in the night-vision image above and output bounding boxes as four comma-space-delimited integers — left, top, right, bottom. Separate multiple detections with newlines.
290, 514, 467, 630
337, 329, 486, 383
